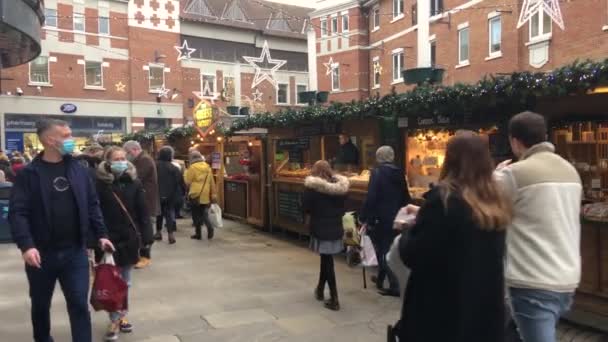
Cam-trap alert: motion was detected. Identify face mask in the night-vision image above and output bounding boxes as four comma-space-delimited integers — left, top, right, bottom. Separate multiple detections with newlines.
110, 161, 128, 174
59, 138, 75, 155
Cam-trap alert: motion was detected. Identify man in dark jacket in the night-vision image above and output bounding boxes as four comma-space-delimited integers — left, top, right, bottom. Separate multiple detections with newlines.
123, 140, 159, 269
334, 134, 359, 170
154, 146, 182, 244
361, 146, 411, 297
9, 119, 114, 342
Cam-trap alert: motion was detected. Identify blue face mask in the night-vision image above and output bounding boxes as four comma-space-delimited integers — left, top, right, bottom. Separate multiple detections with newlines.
110, 161, 129, 174
60, 138, 75, 155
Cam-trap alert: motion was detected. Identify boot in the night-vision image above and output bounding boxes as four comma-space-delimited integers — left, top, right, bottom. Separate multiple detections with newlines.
315, 287, 324, 301
207, 226, 215, 240
324, 295, 340, 311
191, 226, 202, 240
154, 231, 162, 241
168, 232, 176, 245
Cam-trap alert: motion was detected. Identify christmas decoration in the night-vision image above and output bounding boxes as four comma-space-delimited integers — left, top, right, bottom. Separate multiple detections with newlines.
157, 86, 170, 98
373, 61, 383, 75
324, 57, 337, 76
517, 0, 564, 30
252, 88, 263, 102
115, 81, 126, 93
242, 40, 286, 89
175, 40, 196, 61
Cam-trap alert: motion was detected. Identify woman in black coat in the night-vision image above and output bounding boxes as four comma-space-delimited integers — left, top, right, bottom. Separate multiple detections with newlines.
155, 146, 182, 244
303, 160, 349, 311
396, 132, 512, 342
96, 146, 153, 341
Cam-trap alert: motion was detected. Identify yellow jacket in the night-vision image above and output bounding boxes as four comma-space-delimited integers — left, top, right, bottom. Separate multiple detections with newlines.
184, 161, 217, 204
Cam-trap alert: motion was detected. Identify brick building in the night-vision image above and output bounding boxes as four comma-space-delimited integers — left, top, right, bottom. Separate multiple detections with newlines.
309, 0, 608, 102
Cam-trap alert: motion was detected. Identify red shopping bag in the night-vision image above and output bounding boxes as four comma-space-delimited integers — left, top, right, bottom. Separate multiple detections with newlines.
90, 253, 128, 312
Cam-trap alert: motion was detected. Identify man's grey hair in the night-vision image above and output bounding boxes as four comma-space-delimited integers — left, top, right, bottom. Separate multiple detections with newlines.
123, 140, 142, 152
36, 119, 69, 136
189, 151, 204, 163
376, 146, 395, 164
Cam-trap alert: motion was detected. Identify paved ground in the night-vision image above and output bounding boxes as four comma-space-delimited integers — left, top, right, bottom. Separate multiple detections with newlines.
0, 219, 605, 342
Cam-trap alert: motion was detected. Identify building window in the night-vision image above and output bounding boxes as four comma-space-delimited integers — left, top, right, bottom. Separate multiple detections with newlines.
342, 13, 349, 32
201, 74, 216, 98
29, 56, 50, 84
73, 12, 85, 32
489, 16, 502, 56
373, 7, 380, 30
431, 0, 444, 16
149, 65, 165, 91
458, 27, 470, 64
373, 59, 381, 88
393, 0, 404, 19
85, 61, 103, 87
277, 83, 289, 104
223, 76, 235, 102
331, 16, 338, 34
45, 8, 57, 28
530, 5, 552, 40
430, 41, 437, 67
392, 51, 404, 81
297, 84, 308, 104
331, 65, 340, 91
321, 18, 328, 37
99, 16, 110, 35
411, 4, 417, 25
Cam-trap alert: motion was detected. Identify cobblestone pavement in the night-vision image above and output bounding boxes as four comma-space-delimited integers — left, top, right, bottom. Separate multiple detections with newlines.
0, 219, 605, 342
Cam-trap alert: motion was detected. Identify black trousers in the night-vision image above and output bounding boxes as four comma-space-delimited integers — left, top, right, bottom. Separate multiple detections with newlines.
318, 254, 338, 298
156, 199, 176, 233
191, 202, 213, 236
371, 233, 399, 292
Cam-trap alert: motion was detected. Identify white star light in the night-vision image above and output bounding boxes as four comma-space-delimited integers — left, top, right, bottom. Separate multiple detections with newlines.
517, 0, 564, 30
243, 40, 286, 90
323, 57, 338, 76
252, 88, 263, 102
174, 40, 196, 61
157, 86, 170, 98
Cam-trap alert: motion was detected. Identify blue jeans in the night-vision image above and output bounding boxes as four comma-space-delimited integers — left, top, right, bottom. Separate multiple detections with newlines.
509, 287, 574, 342
109, 266, 132, 322
157, 199, 176, 233
25, 246, 91, 342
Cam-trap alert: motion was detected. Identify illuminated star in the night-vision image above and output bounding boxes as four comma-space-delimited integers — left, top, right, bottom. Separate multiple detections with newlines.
252, 88, 263, 102
115, 81, 126, 92
517, 0, 564, 30
373, 61, 383, 75
323, 57, 337, 76
174, 40, 196, 61
242, 40, 286, 89
158, 85, 170, 98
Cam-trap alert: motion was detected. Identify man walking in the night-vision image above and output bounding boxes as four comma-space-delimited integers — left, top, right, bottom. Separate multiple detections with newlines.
123, 140, 159, 268
495, 111, 582, 342
9, 119, 114, 342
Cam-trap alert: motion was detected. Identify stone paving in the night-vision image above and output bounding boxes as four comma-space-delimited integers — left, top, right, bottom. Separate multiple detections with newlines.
0, 219, 605, 342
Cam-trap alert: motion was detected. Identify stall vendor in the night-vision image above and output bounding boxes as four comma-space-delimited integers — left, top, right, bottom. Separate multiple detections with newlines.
334, 134, 360, 169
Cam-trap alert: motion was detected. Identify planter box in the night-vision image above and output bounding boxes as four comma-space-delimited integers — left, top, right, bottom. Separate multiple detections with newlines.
227, 106, 240, 116
299, 91, 316, 104
316, 91, 330, 103
403, 68, 445, 85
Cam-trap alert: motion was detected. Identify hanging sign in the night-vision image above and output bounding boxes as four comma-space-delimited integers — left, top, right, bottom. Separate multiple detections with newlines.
193, 100, 213, 129
60, 103, 77, 114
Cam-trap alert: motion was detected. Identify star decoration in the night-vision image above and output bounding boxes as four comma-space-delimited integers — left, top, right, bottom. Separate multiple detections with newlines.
517, 0, 564, 30
252, 88, 263, 102
157, 86, 170, 98
373, 61, 383, 75
323, 57, 338, 76
174, 40, 196, 61
115, 81, 126, 93
242, 40, 286, 89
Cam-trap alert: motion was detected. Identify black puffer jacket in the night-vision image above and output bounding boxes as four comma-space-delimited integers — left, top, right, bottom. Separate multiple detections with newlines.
96, 161, 153, 267
303, 175, 349, 241
156, 149, 182, 205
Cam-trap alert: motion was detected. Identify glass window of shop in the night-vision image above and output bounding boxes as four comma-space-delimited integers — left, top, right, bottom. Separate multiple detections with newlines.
149, 65, 165, 91
85, 61, 103, 88
29, 56, 50, 84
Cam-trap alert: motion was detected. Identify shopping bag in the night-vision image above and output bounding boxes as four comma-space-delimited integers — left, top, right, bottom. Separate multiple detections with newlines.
359, 225, 378, 267
208, 203, 223, 229
90, 253, 128, 312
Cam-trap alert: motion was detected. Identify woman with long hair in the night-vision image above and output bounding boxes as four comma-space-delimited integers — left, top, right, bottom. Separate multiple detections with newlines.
96, 146, 153, 341
303, 160, 349, 311
396, 132, 512, 342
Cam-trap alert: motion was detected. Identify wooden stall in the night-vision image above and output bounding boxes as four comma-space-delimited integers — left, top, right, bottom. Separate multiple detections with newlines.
268, 118, 384, 235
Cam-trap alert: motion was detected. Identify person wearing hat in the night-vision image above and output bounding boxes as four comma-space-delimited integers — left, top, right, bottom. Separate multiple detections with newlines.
184, 151, 217, 240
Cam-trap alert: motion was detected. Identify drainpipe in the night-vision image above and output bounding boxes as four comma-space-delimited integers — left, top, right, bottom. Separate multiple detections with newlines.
417, 0, 431, 68
307, 25, 318, 91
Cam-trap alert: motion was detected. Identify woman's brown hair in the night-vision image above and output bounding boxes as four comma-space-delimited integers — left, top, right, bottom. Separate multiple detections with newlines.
310, 160, 335, 181
439, 131, 512, 230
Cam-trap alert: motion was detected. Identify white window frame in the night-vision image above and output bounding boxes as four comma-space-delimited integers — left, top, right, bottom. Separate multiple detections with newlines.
84, 61, 104, 88
372, 7, 380, 31
296, 83, 308, 105
331, 65, 340, 91
392, 0, 404, 21
73, 12, 85, 32
44, 8, 57, 28
372, 56, 380, 89
320, 18, 328, 37
392, 49, 404, 82
342, 13, 349, 32
529, 4, 552, 41
148, 64, 165, 92
201, 73, 217, 99
331, 15, 339, 35
458, 24, 470, 66
29, 56, 51, 85
488, 14, 502, 58
276, 83, 289, 104
99, 16, 110, 36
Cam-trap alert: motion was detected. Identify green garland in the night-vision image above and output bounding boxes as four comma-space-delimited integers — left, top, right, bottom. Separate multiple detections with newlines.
228, 59, 608, 134
121, 130, 156, 143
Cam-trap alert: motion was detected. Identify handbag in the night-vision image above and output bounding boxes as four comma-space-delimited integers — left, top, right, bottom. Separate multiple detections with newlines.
112, 192, 142, 250
90, 253, 128, 312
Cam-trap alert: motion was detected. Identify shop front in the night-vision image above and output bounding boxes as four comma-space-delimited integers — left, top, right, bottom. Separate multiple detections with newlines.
4, 113, 126, 155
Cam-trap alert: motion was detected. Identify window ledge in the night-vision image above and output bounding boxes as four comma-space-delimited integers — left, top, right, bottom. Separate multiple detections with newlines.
603, 25, 608, 32
372, 85, 380, 90
485, 53, 503, 61
330, 89, 341, 93
29, 82, 53, 87
455, 62, 470, 69
276, 103, 292, 107
371, 27, 380, 33
526, 35, 552, 46
391, 79, 404, 85
391, 14, 405, 23
84, 86, 106, 91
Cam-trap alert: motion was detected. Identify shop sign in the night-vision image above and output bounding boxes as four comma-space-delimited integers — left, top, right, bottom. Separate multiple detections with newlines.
416, 115, 451, 127
211, 152, 222, 170
397, 117, 409, 128
277, 138, 310, 151
193, 100, 213, 129
5, 114, 124, 132
60, 103, 78, 114
5, 132, 24, 153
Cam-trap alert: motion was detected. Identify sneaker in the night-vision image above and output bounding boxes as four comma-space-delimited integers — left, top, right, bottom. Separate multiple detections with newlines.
119, 318, 133, 333
134, 257, 151, 269
104, 322, 119, 341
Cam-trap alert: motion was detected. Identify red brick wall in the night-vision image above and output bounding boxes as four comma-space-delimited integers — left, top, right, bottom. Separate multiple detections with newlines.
85, 8, 99, 46
57, 3, 74, 42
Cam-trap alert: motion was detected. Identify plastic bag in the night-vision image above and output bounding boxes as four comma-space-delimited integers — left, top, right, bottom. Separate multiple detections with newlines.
208, 203, 223, 229
359, 225, 378, 267
90, 253, 128, 312
393, 206, 417, 230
